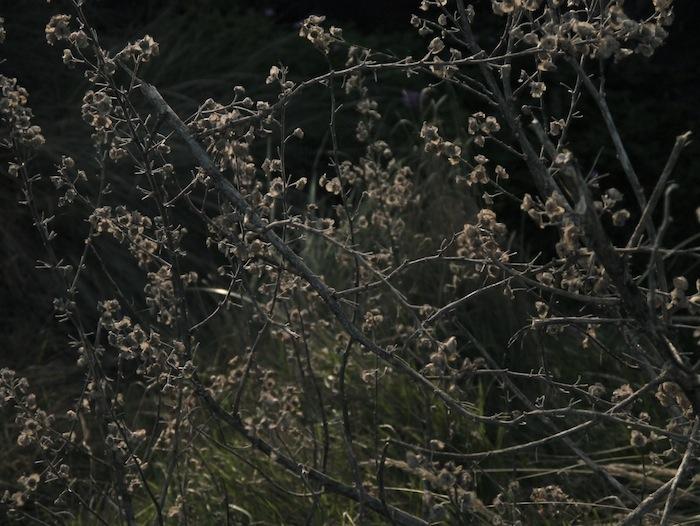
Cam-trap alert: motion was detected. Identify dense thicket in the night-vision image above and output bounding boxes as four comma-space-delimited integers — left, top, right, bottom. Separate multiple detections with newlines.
1, 1, 699, 524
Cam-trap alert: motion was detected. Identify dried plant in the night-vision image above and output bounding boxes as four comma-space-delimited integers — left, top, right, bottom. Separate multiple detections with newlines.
1, 1, 698, 524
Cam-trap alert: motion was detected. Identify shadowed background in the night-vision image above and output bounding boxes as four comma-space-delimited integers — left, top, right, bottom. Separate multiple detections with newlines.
1, 0, 698, 375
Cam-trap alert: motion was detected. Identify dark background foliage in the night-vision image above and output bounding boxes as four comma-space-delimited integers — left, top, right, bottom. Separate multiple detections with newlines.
1, 0, 697, 372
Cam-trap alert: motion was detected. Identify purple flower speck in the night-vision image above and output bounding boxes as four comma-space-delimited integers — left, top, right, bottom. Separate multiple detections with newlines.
401, 89, 420, 109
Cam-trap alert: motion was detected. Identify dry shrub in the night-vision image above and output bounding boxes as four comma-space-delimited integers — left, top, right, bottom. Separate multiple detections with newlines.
1, 1, 698, 524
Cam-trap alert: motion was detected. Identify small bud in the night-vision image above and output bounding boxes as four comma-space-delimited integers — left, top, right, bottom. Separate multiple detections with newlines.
428, 37, 445, 54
